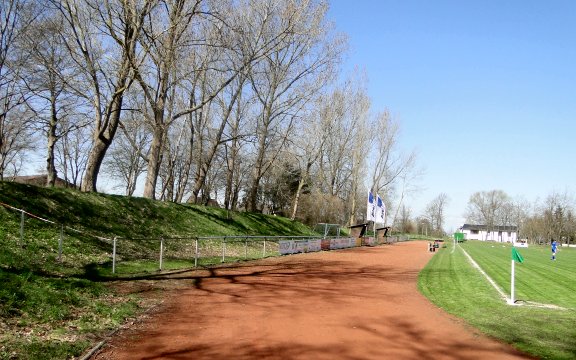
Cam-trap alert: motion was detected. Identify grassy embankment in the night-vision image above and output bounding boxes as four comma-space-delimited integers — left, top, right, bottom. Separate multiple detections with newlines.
0, 181, 317, 359
419, 239, 576, 359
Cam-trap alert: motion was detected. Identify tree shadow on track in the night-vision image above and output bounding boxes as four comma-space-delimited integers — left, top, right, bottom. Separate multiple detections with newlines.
121, 257, 420, 305
118, 315, 535, 360
95, 247, 536, 360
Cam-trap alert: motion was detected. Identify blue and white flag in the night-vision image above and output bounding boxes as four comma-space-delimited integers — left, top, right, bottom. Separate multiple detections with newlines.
367, 191, 376, 221
375, 194, 386, 224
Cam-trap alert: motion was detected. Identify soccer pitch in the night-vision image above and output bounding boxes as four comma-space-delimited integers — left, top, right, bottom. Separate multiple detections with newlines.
418, 240, 576, 359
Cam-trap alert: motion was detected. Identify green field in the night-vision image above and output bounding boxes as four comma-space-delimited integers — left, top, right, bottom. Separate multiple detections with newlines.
419, 240, 576, 359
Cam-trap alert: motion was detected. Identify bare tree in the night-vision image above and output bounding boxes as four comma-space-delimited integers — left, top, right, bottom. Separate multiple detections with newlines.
280, 77, 370, 225
133, 0, 203, 199
0, 0, 37, 180
540, 191, 574, 243
369, 110, 417, 221
245, 0, 343, 212
158, 114, 193, 202
104, 110, 149, 196
515, 193, 575, 244
0, 105, 36, 178
317, 88, 353, 198
465, 190, 511, 239
424, 193, 450, 236
135, 0, 300, 200
389, 163, 423, 229
416, 216, 431, 236
55, 120, 90, 187
222, 83, 252, 210
345, 76, 371, 226
395, 204, 413, 234
54, 0, 155, 192
288, 90, 347, 220
186, 64, 250, 204
18, 6, 88, 186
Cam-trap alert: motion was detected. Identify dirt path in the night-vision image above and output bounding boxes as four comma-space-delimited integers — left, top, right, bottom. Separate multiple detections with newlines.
94, 241, 532, 359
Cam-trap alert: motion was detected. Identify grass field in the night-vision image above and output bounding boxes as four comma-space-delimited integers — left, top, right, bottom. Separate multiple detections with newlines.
419, 240, 576, 359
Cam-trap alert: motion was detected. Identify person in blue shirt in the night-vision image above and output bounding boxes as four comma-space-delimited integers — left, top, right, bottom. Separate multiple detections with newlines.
551, 240, 558, 260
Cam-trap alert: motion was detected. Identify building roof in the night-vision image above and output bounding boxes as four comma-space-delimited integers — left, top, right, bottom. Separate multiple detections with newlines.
461, 224, 517, 232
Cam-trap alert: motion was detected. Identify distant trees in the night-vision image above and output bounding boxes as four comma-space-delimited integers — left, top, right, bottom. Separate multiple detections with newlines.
395, 204, 414, 234
465, 189, 576, 244
465, 190, 511, 232
424, 193, 449, 236
521, 191, 575, 244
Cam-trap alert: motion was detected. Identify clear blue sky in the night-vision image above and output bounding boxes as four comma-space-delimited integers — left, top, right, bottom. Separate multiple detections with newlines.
328, 0, 576, 232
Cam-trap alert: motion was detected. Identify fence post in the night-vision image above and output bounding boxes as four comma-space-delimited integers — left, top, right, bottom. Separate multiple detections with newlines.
19, 210, 25, 246
263, 239, 266, 258
159, 237, 164, 271
58, 224, 64, 262
112, 237, 117, 274
194, 237, 198, 267
222, 237, 226, 263
244, 238, 248, 259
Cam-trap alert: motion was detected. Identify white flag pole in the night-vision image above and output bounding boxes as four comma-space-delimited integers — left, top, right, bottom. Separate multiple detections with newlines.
509, 259, 515, 305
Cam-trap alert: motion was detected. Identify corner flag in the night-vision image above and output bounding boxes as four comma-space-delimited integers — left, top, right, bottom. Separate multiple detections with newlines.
510, 246, 524, 305
512, 247, 524, 263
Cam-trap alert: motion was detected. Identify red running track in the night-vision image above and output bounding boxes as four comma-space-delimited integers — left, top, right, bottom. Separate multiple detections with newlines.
94, 241, 533, 360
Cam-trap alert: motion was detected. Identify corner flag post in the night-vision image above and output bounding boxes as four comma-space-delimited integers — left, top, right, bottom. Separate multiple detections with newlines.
510, 247, 524, 305
510, 257, 515, 304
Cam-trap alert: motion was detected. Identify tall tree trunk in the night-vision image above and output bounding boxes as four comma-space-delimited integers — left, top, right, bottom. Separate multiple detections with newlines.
190, 82, 242, 204
290, 161, 313, 221
224, 95, 243, 210
81, 140, 108, 192
290, 177, 305, 221
247, 100, 273, 212
142, 121, 165, 199
174, 120, 194, 203
247, 130, 267, 212
80, 83, 125, 192
0, 114, 4, 181
224, 137, 238, 210
46, 96, 58, 187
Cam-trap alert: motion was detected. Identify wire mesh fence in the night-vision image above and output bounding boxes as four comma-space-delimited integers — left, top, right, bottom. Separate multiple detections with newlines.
110, 236, 323, 273
1, 201, 409, 277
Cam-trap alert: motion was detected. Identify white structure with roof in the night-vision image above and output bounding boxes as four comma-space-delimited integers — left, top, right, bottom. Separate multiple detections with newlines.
460, 224, 518, 243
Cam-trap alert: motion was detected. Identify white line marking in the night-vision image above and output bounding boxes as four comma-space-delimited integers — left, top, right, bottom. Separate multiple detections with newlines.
458, 246, 509, 301
456, 243, 566, 309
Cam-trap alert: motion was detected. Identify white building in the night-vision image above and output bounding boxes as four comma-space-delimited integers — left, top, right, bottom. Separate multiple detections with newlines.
460, 224, 518, 243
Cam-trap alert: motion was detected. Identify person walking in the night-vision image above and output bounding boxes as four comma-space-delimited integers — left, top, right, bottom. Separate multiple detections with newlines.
551, 239, 558, 260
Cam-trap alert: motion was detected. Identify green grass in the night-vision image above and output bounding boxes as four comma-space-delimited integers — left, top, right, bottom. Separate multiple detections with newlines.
461, 241, 576, 308
419, 240, 576, 359
0, 181, 320, 359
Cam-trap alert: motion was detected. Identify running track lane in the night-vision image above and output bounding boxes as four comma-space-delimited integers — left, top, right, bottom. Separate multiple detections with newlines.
94, 241, 533, 360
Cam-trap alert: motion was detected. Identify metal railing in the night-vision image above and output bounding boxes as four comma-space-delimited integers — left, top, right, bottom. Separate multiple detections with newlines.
110, 235, 327, 273
1, 201, 408, 276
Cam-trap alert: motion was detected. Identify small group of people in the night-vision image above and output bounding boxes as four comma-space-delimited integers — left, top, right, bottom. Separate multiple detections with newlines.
428, 240, 440, 252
